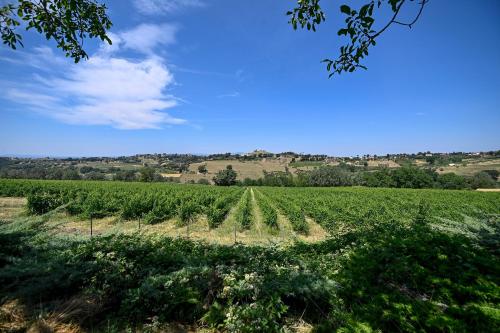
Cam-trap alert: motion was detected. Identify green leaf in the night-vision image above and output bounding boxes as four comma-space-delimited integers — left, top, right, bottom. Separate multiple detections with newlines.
360, 4, 370, 17
362, 16, 374, 24
340, 5, 351, 15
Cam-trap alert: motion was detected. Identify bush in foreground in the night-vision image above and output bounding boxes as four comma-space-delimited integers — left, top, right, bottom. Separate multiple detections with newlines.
1, 210, 498, 332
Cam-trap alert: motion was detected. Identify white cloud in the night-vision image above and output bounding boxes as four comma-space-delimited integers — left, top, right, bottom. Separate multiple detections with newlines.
98, 24, 177, 55
134, 0, 204, 15
98, 32, 123, 54
119, 24, 177, 54
3, 24, 185, 130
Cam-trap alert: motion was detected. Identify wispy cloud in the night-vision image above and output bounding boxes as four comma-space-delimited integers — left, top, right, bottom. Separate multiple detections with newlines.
167, 64, 250, 85
0, 46, 66, 70
2, 24, 186, 130
235, 69, 249, 82
111, 24, 178, 54
170, 64, 234, 77
217, 91, 240, 98
133, 0, 204, 15
415, 112, 425, 116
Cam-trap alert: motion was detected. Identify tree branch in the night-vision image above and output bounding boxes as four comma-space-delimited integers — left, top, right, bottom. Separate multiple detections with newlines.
371, 0, 406, 39
393, 0, 428, 28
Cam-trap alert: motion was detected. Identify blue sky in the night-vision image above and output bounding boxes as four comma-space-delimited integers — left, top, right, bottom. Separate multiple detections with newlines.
0, 0, 499, 157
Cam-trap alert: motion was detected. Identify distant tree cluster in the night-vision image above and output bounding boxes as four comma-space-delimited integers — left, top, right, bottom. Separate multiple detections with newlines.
237, 165, 499, 190
298, 154, 328, 162
0, 163, 83, 180
198, 164, 208, 174
138, 167, 164, 182
213, 165, 237, 186
0, 158, 175, 183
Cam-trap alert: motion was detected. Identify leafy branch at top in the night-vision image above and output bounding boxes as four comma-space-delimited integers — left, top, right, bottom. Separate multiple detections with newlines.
287, 0, 429, 77
287, 0, 326, 32
0, 0, 112, 63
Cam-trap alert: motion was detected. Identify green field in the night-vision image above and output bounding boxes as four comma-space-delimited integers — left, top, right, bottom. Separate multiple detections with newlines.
0, 179, 499, 332
289, 160, 326, 168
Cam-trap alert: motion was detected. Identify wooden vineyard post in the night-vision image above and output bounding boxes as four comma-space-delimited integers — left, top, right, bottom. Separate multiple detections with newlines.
234, 223, 237, 244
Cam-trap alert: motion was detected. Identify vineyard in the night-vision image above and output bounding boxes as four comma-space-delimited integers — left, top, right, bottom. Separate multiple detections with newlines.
0, 179, 498, 236
0, 179, 499, 332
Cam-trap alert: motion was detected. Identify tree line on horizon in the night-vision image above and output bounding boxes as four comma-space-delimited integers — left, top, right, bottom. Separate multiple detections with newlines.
1, 158, 498, 190
232, 165, 499, 190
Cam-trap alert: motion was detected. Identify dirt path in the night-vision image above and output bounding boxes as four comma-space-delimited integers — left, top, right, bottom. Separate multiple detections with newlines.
249, 188, 263, 238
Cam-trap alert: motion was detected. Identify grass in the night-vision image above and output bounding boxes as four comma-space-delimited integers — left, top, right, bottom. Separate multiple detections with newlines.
0, 197, 25, 220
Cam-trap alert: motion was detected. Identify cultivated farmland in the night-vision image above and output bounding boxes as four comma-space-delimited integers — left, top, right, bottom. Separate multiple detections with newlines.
0, 179, 499, 332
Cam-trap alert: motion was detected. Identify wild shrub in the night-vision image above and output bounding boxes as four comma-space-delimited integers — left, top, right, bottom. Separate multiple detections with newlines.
223, 297, 288, 333
1, 219, 499, 332
122, 268, 209, 322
